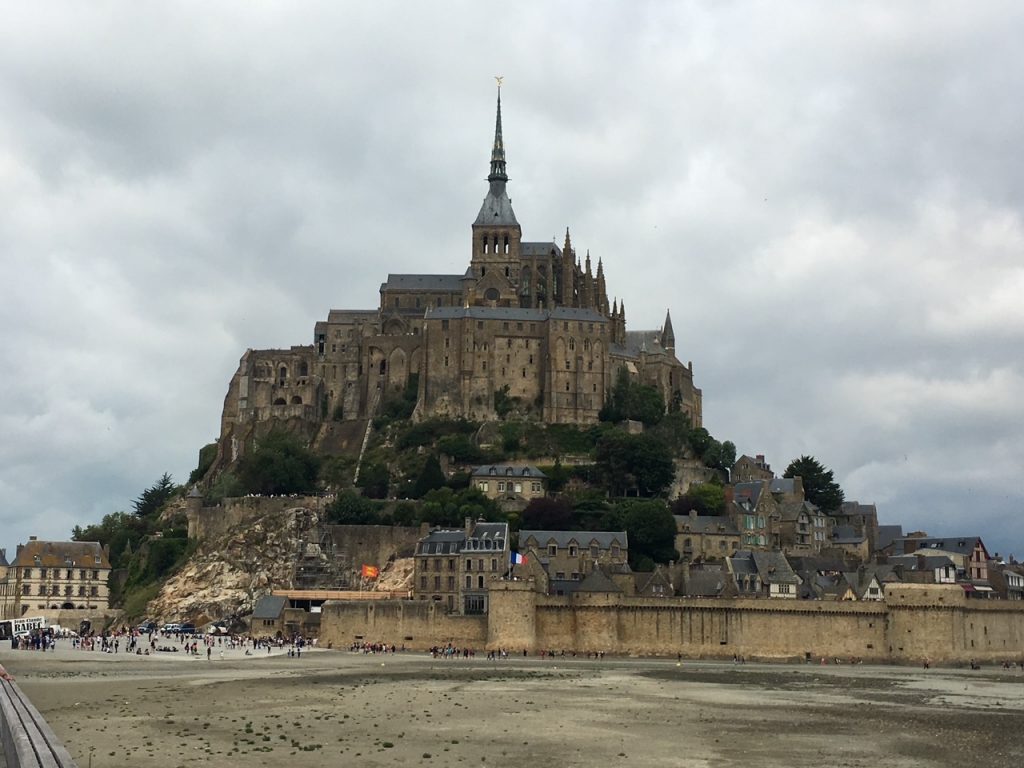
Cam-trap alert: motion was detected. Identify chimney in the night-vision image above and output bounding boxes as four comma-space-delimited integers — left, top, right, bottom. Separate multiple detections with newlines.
916, 554, 926, 571
724, 486, 734, 504
464, 516, 472, 535
689, 509, 698, 521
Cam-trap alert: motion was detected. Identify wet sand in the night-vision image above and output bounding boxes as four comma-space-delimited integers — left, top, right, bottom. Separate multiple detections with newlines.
2, 645, 1023, 768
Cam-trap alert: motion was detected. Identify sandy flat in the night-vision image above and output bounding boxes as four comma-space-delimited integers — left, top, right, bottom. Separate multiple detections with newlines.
2, 645, 1023, 768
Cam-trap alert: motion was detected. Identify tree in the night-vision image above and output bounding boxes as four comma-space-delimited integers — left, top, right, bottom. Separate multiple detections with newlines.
599, 367, 666, 426
520, 497, 574, 531
616, 499, 677, 569
357, 460, 390, 499
132, 473, 177, 518
327, 491, 381, 524
413, 455, 446, 499
672, 482, 726, 516
237, 430, 319, 496
784, 455, 844, 513
595, 432, 674, 497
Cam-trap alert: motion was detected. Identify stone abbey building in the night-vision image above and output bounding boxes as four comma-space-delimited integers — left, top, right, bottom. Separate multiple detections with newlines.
217, 91, 701, 463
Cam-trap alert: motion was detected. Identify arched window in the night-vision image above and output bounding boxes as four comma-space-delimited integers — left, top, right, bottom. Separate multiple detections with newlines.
273, 397, 287, 406
290, 395, 302, 405
299, 361, 309, 377
482, 236, 489, 254
503, 236, 509, 254
569, 338, 576, 351
278, 366, 287, 386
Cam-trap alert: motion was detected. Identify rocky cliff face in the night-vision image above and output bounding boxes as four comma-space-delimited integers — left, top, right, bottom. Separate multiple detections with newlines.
147, 503, 416, 625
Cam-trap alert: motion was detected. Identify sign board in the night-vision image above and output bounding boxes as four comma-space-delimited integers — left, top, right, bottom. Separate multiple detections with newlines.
12, 616, 46, 635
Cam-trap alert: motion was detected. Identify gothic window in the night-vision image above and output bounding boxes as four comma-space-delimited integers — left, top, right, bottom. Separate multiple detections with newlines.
504, 236, 509, 254
278, 366, 287, 385
484, 287, 500, 301
379, 360, 386, 375
569, 338, 576, 351
290, 396, 302, 405
493, 235, 499, 252
299, 362, 309, 377
505, 266, 510, 277
482, 236, 488, 254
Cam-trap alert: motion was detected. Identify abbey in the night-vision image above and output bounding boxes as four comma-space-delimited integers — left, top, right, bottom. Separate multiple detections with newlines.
218, 91, 701, 459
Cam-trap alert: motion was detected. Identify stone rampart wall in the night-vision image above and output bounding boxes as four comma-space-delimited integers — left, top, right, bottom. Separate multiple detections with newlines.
319, 600, 487, 650
319, 582, 1024, 663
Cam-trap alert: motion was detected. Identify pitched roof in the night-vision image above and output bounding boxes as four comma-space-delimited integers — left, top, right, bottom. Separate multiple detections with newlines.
518, 530, 628, 550
769, 478, 799, 495
876, 525, 903, 552
13, 540, 110, 569
830, 525, 866, 545
732, 482, 766, 506
888, 554, 955, 571
416, 529, 466, 556
685, 566, 728, 597
426, 306, 606, 323
673, 515, 739, 535
779, 500, 818, 522
252, 595, 287, 620
751, 551, 800, 584
520, 242, 562, 257
897, 537, 986, 557
380, 274, 465, 292
471, 464, 546, 479
575, 568, 622, 594
0, 549, 8, 567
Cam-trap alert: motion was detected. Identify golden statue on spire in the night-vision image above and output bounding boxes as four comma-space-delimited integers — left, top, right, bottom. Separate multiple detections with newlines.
495, 75, 504, 88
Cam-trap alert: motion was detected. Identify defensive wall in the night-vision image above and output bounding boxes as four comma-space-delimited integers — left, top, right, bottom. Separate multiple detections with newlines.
320, 582, 1024, 663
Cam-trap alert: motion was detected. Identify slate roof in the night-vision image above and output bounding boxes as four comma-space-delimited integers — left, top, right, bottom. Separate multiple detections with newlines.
12, 540, 110, 569
610, 330, 673, 359
728, 551, 759, 577
518, 530, 628, 550
685, 566, 728, 597
673, 515, 739, 535
575, 568, 622, 594
751, 551, 801, 585
732, 482, 766, 507
471, 464, 547, 479
875, 525, 903, 552
324, 309, 380, 323
830, 525, 866, 545
779, 500, 818, 522
0, 549, 8, 567
465, 522, 508, 551
252, 595, 287, 620
896, 537, 986, 558
380, 274, 465, 292
839, 501, 878, 519
474, 187, 519, 227
769, 478, 799, 495
426, 306, 606, 323
888, 554, 955, 571
788, 555, 849, 574
520, 242, 562, 257
416, 530, 467, 556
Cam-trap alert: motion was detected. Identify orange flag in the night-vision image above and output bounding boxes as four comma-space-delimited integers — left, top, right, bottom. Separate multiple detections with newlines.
361, 564, 380, 579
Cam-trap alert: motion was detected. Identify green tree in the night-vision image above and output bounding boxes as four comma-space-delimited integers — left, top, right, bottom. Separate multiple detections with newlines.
784, 455, 845, 513
520, 497, 574, 531
616, 499, 677, 568
413, 455, 446, 499
327, 491, 381, 524
357, 460, 390, 499
132, 473, 177, 518
594, 432, 674, 497
237, 430, 319, 495
188, 444, 217, 484
672, 482, 726, 516
599, 367, 666, 426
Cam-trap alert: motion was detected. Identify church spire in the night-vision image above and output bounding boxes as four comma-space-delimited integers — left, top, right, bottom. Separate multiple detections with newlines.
661, 309, 676, 352
488, 84, 507, 183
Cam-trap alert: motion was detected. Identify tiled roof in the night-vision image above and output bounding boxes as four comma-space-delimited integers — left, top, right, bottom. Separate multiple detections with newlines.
416, 530, 466, 556
13, 540, 110, 569
575, 568, 622, 594
751, 551, 800, 584
673, 514, 739, 535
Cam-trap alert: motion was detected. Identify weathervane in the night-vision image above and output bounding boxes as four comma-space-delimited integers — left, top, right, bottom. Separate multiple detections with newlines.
495, 75, 504, 89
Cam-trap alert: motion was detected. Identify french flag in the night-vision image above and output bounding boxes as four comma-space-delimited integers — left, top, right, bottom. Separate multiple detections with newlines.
511, 552, 527, 565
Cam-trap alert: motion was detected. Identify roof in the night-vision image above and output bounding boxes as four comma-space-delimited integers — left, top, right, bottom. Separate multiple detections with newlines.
323, 309, 380, 323
471, 464, 547, 479
876, 525, 903, 552
474, 186, 519, 227
610, 330, 672, 359
467, 522, 508, 549
830, 525, 866, 545
673, 514, 739, 536
518, 530, 628, 551
779, 500, 818, 522
380, 274, 465, 292
840, 501, 878, 519
13, 540, 111, 569
426, 306, 606, 323
732, 482, 765, 507
575, 568, 622, 594
0, 549, 8, 567
751, 551, 800, 584
896, 537, 986, 558
521, 242, 562, 257
686, 566, 728, 597
252, 595, 287, 620
769, 478, 799, 495
888, 554, 955, 571
416, 529, 467, 556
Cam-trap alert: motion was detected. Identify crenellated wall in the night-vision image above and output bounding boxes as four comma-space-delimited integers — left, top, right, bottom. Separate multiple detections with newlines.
319, 582, 1024, 663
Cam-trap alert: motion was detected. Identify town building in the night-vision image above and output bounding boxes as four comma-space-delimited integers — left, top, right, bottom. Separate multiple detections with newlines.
673, 510, 740, 562
0, 538, 111, 616
731, 454, 773, 483
413, 520, 509, 614
516, 530, 629, 588
471, 464, 547, 504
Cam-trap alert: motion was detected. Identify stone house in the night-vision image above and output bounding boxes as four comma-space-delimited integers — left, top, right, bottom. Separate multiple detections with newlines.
517, 530, 629, 584
413, 520, 509, 614
827, 525, 870, 564
730, 481, 779, 549
471, 464, 546, 504
888, 554, 958, 585
673, 511, 740, 562
2, 538, 111, 615
731, 454, 773, 483
777, 501, 830, 555
983, 562, 1024, 601
634, 566, 674, 598
835, 501, 880, 553
726, 550, 800, 599
893, 537, 991, 586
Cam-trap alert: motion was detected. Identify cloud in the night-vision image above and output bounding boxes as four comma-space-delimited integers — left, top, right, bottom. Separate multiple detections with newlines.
1, 1, 1022, 562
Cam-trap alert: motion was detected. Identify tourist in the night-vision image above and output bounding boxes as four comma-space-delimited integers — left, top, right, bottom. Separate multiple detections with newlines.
0, 663, 12, 681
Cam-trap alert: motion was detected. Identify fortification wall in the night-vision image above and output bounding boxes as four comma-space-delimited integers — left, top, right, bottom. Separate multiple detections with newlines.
319, 600, 487, 650
187, 495, 329, 542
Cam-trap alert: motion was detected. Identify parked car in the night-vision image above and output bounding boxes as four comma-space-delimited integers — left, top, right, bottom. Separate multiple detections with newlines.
137, 621, 157, 633
179, 623, 197, 634
161, 623, 181, 633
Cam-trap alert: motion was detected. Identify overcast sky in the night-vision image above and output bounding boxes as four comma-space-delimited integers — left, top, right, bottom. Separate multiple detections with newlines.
2, 2, 1022, 563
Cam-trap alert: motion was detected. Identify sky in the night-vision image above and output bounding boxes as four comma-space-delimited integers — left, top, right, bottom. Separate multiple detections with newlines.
2, 2, 1022, 562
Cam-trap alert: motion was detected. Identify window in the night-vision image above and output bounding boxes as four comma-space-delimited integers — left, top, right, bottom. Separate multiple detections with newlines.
433, 576, 441, 590
491, 558, 497, 571
498, 481, 505, 492
548, 545, 557, 556
778, 584, 791, 594
466, 559, 472, 571
420, 576, 427, 589
23, 568, 32, 579
448, 559, 455, 570
478, 559, 484, 571
447, 576, 455, 590
433, 560, 440, 572
477, 481, 487, 492
569, 546, 578, 557
514, 482, 522, 493
465, 594, 486, 615
555, 571, 565, 580
465, 575, 472, 588
590, 545, 599, 558
40, 568, 47, 579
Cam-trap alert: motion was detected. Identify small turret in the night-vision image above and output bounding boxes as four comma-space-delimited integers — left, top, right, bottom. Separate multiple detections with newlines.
661, 309, 675, 352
